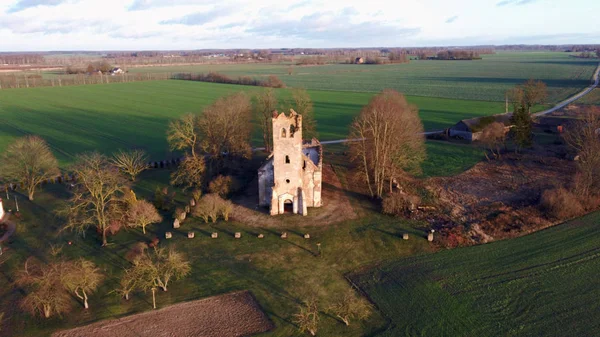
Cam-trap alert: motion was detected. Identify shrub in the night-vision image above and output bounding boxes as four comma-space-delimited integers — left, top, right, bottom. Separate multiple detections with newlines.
382, 192, 421, 216
540, 187, 584, 219
208, 175, 233, 197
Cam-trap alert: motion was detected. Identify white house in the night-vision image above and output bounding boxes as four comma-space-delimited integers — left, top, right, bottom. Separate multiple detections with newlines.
110, 67, 124, 75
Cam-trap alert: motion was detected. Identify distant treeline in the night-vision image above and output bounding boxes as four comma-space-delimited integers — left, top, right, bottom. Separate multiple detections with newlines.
171, 72, 286, 88
0, 72, 171, 90
427, 50, 482, 60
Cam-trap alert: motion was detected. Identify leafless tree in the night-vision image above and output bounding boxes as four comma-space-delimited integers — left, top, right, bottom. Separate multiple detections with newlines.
170, 155, 205, 191
111, 149, 148, 181
348, 90, 425, 198
327, 288, 372, 326
167, 113, 199, 158
563, 106, 600, 196
291, 88, 318, 139
16, 259, 72, 319
198, 92, 253, 172
293, 299, 319, 336
61, 259, 103, 309
61, 153, 129, 246
480, 122, 507, 160
1, 136, 59, 200
127, 199, 162, 234
254, 88, 278, 152
128, 247, 191, 309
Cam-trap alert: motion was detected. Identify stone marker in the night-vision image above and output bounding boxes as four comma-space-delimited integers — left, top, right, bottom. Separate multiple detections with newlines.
235, 232, 241, 239
257, 234, 264, 239
304, 234, 310, 239
402, 233, 409, 240
211, 232, 218, 239
188, 232, 195, 239
428, 229, 435, 242
165, 232, 172, 239
173, 219, 180, 229
190, 199, 196, 207
280, 232, 288, 239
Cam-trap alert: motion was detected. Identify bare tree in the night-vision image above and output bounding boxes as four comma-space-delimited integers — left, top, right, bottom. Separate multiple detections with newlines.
198, 92, 253, 166
16, 260, 72, 319
480, 122, 507, 160
1, 136, 59, 200
167, 113, 199, 158
348, 90, 425, 198
62, 259, 103, 309
129, 247, 191, 309
170, 154, 205, 191
327, 288, 372, 326
293, 299, 319, 336
254, 88, 278, 152
113, 268, 140, 301
61, 153, 128, 246
127, 199, 162, 234
111, 149, 148, 181
291, 88, 318, 139
563, 106, 600, 196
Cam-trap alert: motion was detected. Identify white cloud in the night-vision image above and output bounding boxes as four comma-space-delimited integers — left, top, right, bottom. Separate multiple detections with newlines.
0, 0, 598, 51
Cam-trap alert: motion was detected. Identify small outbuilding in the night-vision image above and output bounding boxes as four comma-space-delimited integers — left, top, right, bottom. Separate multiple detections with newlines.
448, 113, 513, 141
355, 57, 364, 64
110, 67, 124, 75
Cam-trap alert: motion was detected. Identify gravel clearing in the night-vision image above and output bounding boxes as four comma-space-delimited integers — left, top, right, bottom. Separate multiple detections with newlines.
52, 291, 273, 337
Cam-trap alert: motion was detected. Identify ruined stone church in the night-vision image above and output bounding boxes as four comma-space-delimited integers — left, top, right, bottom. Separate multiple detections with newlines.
258, 109, 322, 216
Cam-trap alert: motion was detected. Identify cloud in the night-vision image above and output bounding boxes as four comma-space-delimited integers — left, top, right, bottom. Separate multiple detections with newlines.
496, 0, 538, 6
446, 15, 458, 23
128, 0, 221, 11
246, 11, 420, 43
8, 0, 67, 13
160, 7, 231, 25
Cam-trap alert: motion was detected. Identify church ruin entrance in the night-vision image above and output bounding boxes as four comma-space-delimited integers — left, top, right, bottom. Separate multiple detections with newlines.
283, 199, 293, 213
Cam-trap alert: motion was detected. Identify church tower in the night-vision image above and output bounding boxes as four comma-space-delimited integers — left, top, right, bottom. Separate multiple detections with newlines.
270, 109, 307, 215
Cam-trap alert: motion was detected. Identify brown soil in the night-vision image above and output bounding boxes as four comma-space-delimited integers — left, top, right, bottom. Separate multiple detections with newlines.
429, 152, 575, 242
231, 164, 357, 227
52, 291, 273, 337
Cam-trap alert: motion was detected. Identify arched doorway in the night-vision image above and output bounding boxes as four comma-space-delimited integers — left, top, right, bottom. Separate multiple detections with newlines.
283, 199, 294, 213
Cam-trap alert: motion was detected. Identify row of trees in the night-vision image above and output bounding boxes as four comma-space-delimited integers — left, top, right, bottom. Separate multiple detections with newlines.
293, 289, 372, 336
172, 72, 286, 88
15, 245, 191, 318
0, 72, 172, 90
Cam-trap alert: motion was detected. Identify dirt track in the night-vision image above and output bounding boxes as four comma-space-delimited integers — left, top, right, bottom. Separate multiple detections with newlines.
52, 291, 273, 337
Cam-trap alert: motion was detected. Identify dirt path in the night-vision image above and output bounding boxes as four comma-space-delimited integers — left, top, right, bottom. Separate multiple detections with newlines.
52, 291, 273, 337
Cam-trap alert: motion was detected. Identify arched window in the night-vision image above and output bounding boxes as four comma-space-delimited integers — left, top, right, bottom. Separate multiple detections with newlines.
281, 128, 287, 138
290, 124, 296, 137
285, 155, 290, 164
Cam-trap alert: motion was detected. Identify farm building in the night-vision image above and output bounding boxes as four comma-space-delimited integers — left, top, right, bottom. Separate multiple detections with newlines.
448, 113, 512, 141
258, 109, 323, 216
355, 57, 364, 64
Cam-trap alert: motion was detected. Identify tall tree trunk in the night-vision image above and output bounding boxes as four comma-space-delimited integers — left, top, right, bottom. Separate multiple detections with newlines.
152, 288, 157, 309
83, 290, 89, 309
44, 305, 51, 318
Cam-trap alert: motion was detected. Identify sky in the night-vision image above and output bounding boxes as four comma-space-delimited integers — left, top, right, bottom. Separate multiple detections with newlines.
0, 0, 598, 51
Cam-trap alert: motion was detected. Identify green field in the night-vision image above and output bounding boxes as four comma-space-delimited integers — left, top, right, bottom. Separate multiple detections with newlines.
352, 211, 600, 336
130, 52, 599, 103
0, 80, 492, 169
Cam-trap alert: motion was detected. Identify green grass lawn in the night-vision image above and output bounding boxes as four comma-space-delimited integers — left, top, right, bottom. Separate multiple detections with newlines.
0, 80, 498, 167
128, 52, 599, 103
352, 211, 600, 337
0, 169, 435, 337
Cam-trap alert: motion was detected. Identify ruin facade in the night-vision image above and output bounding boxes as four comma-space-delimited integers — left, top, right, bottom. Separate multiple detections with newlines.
258, 109, 322, 216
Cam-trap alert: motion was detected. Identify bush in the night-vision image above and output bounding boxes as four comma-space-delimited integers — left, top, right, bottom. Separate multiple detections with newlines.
382, 192, 421, 216
540, 187, 584, 219
208, 175, 233, 197
191, 194, 234, 223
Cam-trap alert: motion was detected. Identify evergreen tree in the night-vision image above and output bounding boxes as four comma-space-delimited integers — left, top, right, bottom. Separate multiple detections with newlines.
511, 105, 532, 150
